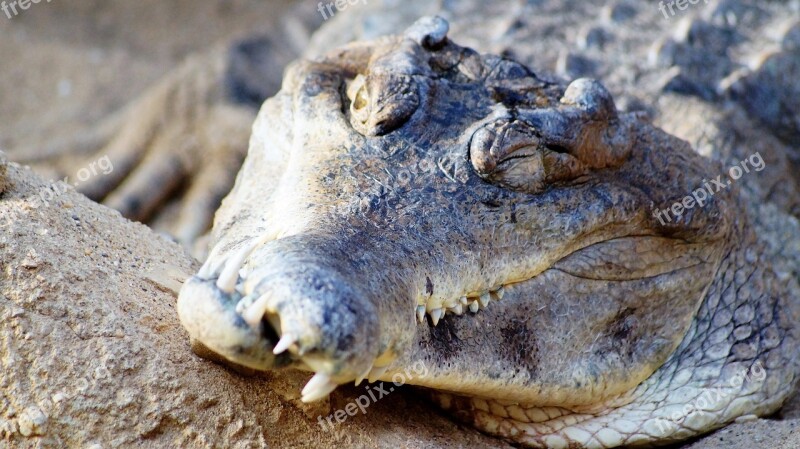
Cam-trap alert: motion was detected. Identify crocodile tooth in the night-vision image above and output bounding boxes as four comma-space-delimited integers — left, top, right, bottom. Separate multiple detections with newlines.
450, 304, 464, 315
368, 365, 389, 383
235, 283, 247, 296
242, 293, 274, 327
469, 301, 480, 313
430, 308, 444, 326
459, 296, 468, 305
272, 334, 295, 355
425, 298, 443, 313
479, 292, 491, 308
198, 253, 225, 279
493, 286, 505, 299
416, 305, 426, 323
235, 294, 256, 314
301, 373, 338, 403
355, 366, 371, 386
198, 261, 213, 279
216, 241, 259, 293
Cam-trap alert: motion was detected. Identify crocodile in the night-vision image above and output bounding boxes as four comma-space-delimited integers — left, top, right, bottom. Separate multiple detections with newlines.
173, 11, 800, 449
8, 0, 800, 448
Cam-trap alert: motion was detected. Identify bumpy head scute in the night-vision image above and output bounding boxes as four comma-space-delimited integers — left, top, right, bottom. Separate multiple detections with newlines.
404, 15, 449, 50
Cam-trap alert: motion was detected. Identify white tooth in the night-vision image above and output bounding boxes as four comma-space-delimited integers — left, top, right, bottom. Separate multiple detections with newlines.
198, 241, 225, 278
459, 296, 468, 305
199, 257, 227, 280
301, 373, 338, 403
198, 260, 213, 279
236, 294, 258, 315
355, 366, 371, 386
469, 301, 479, 313
479, 292, 491, 308
416, 305, 426, 323
430, 308, 444, 326
272, 334, 295, 355
235, 294, 254, 314
216, 241, 257, 293
235, 284, 247, 296
493, 287, 505, 300
450, 304, 463, 315
368, 365, 389, 383
242, 293, 272, 327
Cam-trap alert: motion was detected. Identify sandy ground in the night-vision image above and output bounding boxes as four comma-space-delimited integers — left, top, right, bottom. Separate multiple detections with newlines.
0, 1, 798, 448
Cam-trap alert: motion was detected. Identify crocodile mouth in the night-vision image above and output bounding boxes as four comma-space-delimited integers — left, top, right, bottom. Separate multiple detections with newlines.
178, 222, 713, 404
178, 237, 524, 403
178, 225, 543, 397
179, 229, 515, 386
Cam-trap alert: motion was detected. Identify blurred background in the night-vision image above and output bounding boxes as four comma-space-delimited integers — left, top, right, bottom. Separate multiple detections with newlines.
0, 0, 293, 154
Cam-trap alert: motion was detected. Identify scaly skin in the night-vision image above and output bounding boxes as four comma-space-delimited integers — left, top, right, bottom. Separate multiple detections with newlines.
177, 17, 800, 449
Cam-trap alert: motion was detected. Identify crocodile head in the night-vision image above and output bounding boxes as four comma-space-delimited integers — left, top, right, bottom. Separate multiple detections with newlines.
178, 17, 797, 448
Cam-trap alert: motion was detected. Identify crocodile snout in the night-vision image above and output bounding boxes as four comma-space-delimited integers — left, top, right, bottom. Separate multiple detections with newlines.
178, 235, 415, 401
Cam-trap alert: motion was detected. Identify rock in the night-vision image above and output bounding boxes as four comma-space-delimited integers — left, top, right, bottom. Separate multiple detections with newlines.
18, 406, 47, 437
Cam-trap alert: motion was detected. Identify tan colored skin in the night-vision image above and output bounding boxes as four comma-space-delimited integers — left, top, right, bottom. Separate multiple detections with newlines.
178, 18, 799, 449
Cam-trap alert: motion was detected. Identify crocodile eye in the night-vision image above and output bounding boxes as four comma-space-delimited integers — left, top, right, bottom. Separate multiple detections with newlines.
469, 119, 587, 192
353, 86, 369, 110
347, 73, 420, 136
349, 75, 371, 125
